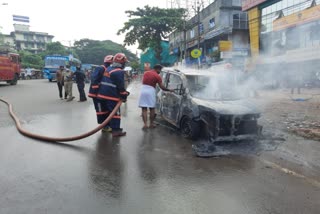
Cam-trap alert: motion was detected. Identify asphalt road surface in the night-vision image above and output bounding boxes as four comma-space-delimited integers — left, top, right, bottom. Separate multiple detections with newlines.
0, 79, 319, 214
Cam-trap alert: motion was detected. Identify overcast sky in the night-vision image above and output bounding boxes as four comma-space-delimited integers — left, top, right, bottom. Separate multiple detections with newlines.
0, 0, 168, 53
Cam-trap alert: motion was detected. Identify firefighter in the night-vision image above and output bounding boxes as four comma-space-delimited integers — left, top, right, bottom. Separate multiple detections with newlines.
88, 55, 114, 131
97, 53, 129, 137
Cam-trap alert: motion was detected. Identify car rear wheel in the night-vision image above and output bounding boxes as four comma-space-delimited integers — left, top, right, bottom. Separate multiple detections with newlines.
180, 116, 200, 140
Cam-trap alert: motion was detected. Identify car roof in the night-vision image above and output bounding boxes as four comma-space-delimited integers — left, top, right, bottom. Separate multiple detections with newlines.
162, 67, 223, 77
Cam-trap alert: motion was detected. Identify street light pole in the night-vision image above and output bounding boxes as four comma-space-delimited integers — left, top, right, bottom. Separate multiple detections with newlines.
192, 1, 202, 69
197, 2, 200, 50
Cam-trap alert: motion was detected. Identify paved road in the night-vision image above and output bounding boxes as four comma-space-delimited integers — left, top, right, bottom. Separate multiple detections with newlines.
0, 80, 319, 214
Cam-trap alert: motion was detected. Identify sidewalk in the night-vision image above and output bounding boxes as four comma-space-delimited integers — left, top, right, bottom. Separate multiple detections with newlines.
255, 88, 320, 140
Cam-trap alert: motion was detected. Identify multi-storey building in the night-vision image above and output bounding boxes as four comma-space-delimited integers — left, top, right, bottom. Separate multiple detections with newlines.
169, 0, 249, 66
243, 0, 320, 86
6, 24, 54, 54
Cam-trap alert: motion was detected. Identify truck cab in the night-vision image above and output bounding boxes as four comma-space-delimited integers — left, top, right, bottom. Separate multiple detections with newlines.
0, 51, 21, 85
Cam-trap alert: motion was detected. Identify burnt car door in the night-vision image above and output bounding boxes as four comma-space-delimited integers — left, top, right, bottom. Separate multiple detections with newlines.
161, 73, 184, 125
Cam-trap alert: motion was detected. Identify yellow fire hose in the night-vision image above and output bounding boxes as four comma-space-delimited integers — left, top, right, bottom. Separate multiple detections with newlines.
0, 98, 122, 142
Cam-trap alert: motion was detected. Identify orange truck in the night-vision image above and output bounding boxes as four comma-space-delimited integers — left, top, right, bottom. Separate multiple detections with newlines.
0, 52, 21, 85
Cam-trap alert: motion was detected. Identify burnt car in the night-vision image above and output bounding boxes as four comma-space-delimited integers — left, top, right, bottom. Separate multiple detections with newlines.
156, 68, 262, 142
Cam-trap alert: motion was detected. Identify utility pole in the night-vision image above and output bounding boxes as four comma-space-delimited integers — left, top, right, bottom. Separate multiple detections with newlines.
192, 1, 203, 68
197, 3, 200, 49
183, 19, 187, 62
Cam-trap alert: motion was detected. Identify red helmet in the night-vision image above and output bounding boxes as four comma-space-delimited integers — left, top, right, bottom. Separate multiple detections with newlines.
104, 55, 113, 63
113, 53, 128, 64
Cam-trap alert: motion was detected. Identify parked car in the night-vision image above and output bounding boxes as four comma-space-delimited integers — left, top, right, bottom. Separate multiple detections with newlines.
156, 67, 262, 142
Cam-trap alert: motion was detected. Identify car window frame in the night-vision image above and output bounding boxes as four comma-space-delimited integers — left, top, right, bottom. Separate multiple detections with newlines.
167, 72, 183, 95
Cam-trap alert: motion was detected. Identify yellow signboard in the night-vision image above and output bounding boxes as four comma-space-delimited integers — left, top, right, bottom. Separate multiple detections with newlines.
191, 49, 202, 58
273, 4, 320, 31
248, 7, 260, 57
219, 41, 232, 52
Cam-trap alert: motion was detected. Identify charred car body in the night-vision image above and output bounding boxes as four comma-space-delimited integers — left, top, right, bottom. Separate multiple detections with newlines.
156, 68, 262, 142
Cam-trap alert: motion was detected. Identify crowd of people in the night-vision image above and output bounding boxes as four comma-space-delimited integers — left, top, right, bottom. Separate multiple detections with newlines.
56, 65, 87, 102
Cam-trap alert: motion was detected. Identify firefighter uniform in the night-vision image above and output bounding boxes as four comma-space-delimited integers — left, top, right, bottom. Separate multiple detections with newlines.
88, 65, 110, 125
96, 65, 129, 135
88, 55, 114, 130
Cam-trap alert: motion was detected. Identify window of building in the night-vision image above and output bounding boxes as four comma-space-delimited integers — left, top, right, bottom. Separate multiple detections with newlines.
23, 34, 33, 41
233, 12, 248, 29
209, 18, 215, 28
261, 0, 319, 33
232, 0, 242, 6
190, 29, 195, 38
260, 0, 320, 54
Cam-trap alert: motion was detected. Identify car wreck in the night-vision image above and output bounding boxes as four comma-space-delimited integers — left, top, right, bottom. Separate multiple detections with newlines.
156, 67, 262, 142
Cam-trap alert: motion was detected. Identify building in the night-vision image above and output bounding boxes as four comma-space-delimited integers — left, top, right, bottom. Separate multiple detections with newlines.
2, 34, 15, 50
169, 0, 249, 67
243, 0, 320, 87
7, 24, 54, 54
243, 0, 320, 57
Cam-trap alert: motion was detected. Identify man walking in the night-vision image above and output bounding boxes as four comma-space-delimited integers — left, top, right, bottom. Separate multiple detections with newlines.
138, 64, 173, 129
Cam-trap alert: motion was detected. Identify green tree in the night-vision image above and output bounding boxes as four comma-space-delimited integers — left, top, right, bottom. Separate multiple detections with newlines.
117, 6, 186, 62
73, 39, 138, 65
19, 51, 43, 69
43, 42, 69, 56
130, 60, 140, 71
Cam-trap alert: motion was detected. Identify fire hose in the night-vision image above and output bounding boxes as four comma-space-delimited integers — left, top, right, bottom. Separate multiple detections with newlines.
0, 97, 122, 142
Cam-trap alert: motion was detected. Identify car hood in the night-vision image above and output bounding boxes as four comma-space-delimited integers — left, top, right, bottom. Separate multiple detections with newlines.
192, 97, 260, 115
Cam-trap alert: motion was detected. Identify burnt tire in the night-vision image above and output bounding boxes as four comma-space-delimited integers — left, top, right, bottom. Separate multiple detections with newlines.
180, 116, 200, 140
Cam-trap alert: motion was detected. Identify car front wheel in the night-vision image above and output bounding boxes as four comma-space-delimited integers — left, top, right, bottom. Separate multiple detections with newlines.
180, 116, 200, 140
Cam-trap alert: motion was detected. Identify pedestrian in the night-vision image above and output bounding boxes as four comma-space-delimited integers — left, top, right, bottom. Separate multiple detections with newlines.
73, 66, 87, 102
63, 65, 75, 101
138, 64, 173, 129
124, 69, 130, 90
56, 65, 67, 100
88, 55, 114, 132
96, 53, 129, 137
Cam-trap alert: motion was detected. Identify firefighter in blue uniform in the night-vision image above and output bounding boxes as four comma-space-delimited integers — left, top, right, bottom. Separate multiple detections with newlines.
88, 55, 114, 131
97, 53, 129, 137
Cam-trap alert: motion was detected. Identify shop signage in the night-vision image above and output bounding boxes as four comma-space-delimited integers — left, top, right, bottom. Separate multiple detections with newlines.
219, 41, 233, 52
191, 49, 202, 58
220, 51, 232, 59
273, 4, 320, 31
242, 0, 268, 11
187, 40, 197, 48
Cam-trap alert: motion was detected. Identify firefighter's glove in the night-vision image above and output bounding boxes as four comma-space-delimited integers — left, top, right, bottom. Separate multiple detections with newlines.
120, 91, 130, 103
